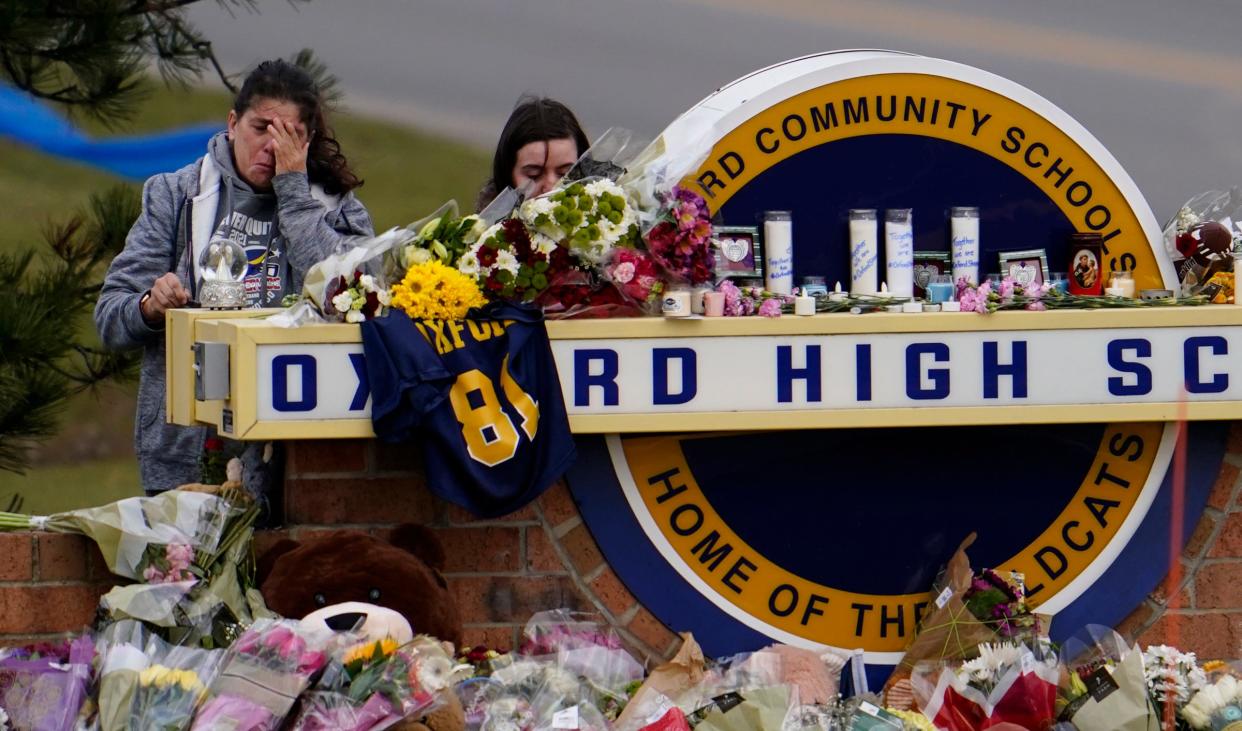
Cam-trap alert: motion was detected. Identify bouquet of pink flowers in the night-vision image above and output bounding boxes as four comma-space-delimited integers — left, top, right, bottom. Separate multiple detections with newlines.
602, 247, 665, 312
717, 280, 788, 318
643, 187, 714, 286
191, 619, 332, 730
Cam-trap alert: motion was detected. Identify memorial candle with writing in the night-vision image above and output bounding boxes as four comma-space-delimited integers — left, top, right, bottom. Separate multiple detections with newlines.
849, 209, 879, 295
951, 206, 980, 286
763, 211, 793, 295
885, 208, 914, 298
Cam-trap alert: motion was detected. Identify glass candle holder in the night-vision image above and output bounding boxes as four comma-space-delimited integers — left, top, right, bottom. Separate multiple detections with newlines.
926, 274, 955, 303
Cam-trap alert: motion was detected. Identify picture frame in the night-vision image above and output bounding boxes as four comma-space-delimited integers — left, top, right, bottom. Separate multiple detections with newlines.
1065, 243, 1104, 295
712, 225, 764, 279
913, 251, 951, 298
998, 248, 1051, 289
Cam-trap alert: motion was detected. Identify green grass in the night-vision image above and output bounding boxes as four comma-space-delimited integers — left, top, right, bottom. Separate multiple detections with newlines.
0, 458, 140, 515
3, 81, 490, 510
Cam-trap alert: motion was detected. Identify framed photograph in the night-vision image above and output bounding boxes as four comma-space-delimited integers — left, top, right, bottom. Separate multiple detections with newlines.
1066, 243, 1103, 295
913, 251, 951, 298
998, 248, 1050, 289
712, 226, 764, 279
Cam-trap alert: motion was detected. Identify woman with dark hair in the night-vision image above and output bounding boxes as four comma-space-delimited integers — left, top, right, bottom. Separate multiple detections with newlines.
95, 59, 373, 497
476, 96, 589, 212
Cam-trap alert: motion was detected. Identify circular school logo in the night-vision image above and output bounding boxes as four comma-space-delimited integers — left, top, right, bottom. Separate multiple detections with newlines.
564, 52, 1227, 667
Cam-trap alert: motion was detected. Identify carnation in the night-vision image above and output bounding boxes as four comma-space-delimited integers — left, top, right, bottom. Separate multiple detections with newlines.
759, 298, 782, 318
612, 261, 636, 284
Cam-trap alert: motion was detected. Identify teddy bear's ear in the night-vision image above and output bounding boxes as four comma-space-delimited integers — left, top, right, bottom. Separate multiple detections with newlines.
388, 524, 446, 572
256, 538, 301, 587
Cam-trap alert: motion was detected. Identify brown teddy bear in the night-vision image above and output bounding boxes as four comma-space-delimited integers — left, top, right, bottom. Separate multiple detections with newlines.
257, 524, 465, 731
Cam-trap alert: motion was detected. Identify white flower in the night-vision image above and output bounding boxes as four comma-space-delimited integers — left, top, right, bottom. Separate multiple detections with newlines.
583, 179, 622, 198
457, 243, 484, 277
359, 274, 376, 291
520, 196, 556, 220
960, 657, 993, 684
417, 655, 453, 691
405, 246, 433, 266
462, 215, 487, 244
376, 289, 391, 306
495, 249, 520, 275
530, 231, 559, 256
345, 309, 365, 323
331, 292, 354, 313
1144, 644, 1205, 704
0, 706, 9, 729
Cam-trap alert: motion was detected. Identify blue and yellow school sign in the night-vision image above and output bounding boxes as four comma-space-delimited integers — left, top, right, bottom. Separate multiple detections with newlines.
566, 50, 1218, 673
169, 52, 1230, 679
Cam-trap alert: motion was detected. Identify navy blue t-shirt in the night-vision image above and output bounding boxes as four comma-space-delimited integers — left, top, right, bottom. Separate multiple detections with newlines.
361, 303, 575, 517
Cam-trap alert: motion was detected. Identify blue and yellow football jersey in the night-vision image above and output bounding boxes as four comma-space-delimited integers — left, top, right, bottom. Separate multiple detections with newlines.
361, 303, 575, 517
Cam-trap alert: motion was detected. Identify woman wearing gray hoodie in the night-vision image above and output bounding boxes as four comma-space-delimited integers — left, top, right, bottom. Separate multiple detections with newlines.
95, 60, 373, 496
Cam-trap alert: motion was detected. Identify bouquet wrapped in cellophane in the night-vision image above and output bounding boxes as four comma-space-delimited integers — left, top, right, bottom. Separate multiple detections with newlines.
270, 227, 413, 327
1055, 625, 1160, 731
289, 634, 468, 731
126, 633, 225, 730
190, 618, 334, 730
0, 487, 265, 643
912, 640, 1060, 730
882, 535, 1007, 710
0, 636, 94, 731
73, 485, 267, 646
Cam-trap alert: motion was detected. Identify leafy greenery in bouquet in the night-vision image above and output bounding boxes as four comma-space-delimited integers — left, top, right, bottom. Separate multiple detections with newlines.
398, 203, 487, 270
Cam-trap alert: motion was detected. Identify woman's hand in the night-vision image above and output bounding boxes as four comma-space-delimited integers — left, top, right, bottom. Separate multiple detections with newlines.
141, 272, 190, 325
269, 118, 309, 177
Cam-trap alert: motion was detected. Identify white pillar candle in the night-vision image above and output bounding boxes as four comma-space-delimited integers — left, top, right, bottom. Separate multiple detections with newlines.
763, 211, 793, 295
885, 209, 914, 299
950, 206, 980, 286
848, 209, 879, 296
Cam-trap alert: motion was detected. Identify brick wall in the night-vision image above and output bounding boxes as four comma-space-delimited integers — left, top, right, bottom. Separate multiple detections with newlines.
4, 429, 1242, 664
276, 440, 681, 664
1116, 425, 1242, 658
0, 533, 113, 645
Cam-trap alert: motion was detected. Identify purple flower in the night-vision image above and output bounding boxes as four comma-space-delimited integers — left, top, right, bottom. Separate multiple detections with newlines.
999, 277, 1015, 300
759, 298, 782, 318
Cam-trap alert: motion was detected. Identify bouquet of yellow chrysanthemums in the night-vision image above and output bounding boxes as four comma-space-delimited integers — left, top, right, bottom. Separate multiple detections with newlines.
389, 259, 486, 321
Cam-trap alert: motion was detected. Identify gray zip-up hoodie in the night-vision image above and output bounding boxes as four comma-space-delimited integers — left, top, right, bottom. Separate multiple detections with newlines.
95, 131, 373, 491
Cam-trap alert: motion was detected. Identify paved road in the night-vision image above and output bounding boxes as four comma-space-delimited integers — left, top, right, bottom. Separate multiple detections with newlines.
188, 0, 1242, 219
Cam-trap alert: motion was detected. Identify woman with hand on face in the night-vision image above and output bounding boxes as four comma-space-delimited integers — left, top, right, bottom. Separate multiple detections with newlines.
95, 59, 373, 497
476, 96, 590, 212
